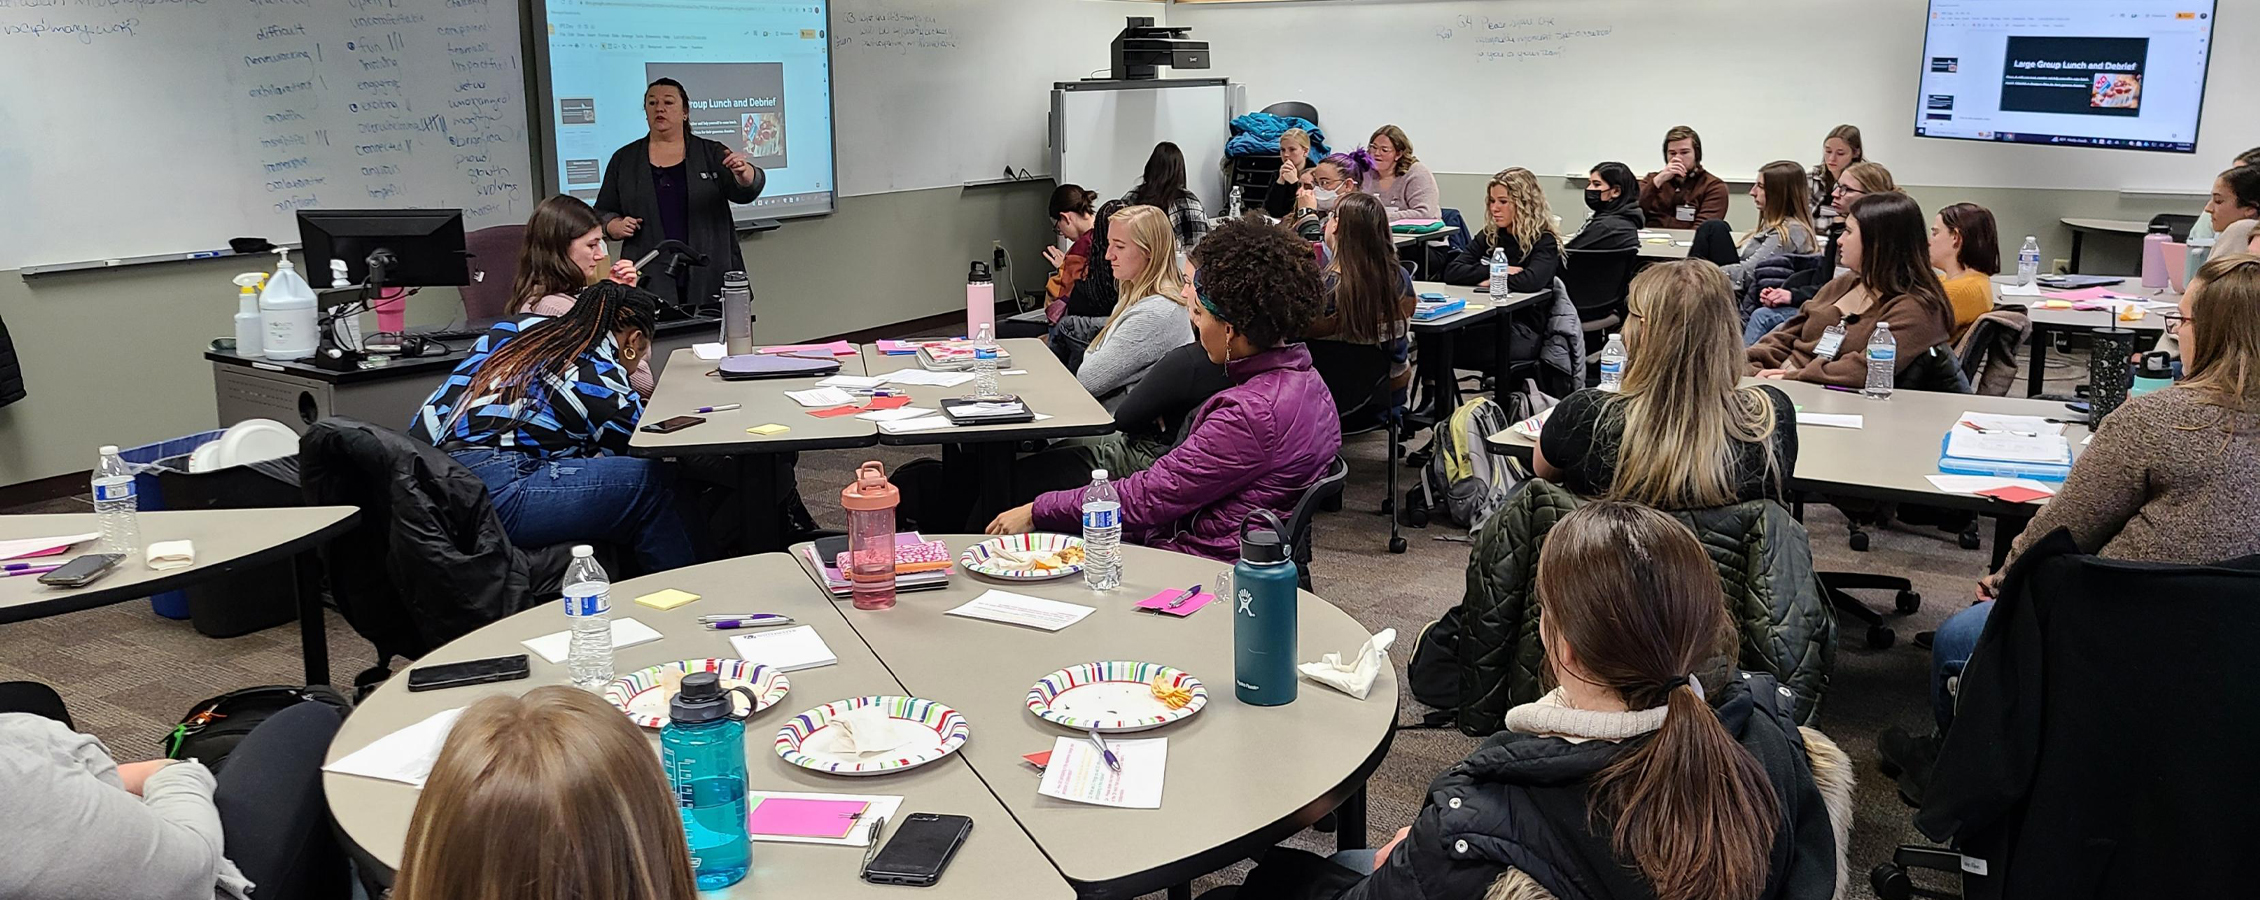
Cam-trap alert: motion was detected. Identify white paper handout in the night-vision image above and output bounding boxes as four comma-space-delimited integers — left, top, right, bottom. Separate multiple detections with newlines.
883, 369, 978, 388
1958, 413, 2065, 436
1039, 736, 1166, 808
1946, 413, 2070, 464
879, 416, 955, 435
1999, 281, 2045, 298
321, 707, 466, 787
522, 617, 663, 664
729, 625, 838, 672
0, 533, 100, 562
785, 387, 856, 408
944, 590, 1096, 631
856, 406, 937, 422
693, 343, 727, 361
817, 374, 891, 390
1800, 413, 1864, 429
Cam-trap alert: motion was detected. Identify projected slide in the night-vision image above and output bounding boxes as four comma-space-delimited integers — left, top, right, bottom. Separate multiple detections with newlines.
540, 0, 835, 220
1915, 1, 2217, 153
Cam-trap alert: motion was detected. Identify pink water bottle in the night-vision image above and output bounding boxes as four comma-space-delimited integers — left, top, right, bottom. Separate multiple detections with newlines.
2142, 222, 2171, 289
840, 461, 900, 610
373, 287, 408, 334
965, 262, 995, 341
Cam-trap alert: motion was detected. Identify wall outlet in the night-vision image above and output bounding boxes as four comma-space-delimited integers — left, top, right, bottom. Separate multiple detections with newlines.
2051, 258, 2070, 274
992, 241, 1007, 273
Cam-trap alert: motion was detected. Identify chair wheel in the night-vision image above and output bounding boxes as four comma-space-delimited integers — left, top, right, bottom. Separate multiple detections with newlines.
1958, 531, 1981, 550
1380, 496, 1395, 514
1895, 590, 1923, 614
1406, 506, 1430, 528
1870, 863, 1915, 900
1388, 536, 1408, 554
1867, 625, 1896, 650
1849, 532, 1871, 552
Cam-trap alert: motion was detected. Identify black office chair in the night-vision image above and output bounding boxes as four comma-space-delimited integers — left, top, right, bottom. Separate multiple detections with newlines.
1259, 101, 1319, 130
1308, 339, 1409, 554
1281, 455, 1350, 591
1560, 248, 1641, 384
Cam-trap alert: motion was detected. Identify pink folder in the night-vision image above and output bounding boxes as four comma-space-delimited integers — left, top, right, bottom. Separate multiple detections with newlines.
746, 798, 870, 839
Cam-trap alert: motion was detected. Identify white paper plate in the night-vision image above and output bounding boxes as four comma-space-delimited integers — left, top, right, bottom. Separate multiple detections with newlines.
1026, 661, 1207, 733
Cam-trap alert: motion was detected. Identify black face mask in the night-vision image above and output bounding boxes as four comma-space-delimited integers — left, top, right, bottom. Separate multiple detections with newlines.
1584, 189, 1608, 210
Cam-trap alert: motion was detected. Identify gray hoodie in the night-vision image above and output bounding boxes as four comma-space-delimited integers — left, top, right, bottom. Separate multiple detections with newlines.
0, 714, 250, 900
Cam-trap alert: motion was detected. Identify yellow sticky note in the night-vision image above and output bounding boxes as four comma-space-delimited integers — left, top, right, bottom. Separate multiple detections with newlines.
747, 424, 790, 435
634, 588, 700, 610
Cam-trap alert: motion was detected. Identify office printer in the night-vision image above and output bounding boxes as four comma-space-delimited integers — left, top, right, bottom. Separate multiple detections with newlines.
1110, 17, 1209, 80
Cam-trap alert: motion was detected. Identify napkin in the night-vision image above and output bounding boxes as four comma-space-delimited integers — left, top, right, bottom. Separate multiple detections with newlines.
321, 707, 466, 786
522, 617, 663, 664
1299, 628, 1396, 700
833, 706, 914, 758
146, 540, 195, 571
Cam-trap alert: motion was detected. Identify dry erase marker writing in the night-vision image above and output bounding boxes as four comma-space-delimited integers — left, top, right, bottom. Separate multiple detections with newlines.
693, 404, 741, 414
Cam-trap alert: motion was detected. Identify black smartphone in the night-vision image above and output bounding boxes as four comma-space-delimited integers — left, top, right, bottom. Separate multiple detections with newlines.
862, 813, 973, 886
37, 553, 124, 588
640, 415, 706, 434
406, 655, 531, 692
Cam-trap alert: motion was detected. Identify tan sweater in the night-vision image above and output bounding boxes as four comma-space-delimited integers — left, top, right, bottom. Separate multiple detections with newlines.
1745, 275, 1954, 388
2008, 385, 2260, 564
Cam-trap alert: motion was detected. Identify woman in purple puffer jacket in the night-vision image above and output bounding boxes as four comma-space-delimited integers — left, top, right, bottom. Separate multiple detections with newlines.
987, 217, 1342, 562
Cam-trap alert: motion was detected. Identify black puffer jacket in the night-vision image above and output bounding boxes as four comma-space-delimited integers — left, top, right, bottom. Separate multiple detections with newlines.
1339, 673, 1839, 900
299, 418, 570, 669
1454, 480, 1834, 733
0, 310, 22, 408
1564, 197, 1643, 254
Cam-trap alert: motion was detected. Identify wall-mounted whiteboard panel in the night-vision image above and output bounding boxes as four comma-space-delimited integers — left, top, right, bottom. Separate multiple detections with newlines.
830, 0, 1165, 196
0, 0, 534, 272
1054, 80, 1238, 213
1170, 0, 2258, 192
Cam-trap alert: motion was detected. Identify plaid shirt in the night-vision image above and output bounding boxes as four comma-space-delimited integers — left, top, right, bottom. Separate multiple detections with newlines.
409, 316, 644, 458
1121, 190, 1210, 249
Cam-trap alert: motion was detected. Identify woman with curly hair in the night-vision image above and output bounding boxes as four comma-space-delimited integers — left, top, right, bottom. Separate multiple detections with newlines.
1440, 167, 1565, 292
987, 217, 1343, 562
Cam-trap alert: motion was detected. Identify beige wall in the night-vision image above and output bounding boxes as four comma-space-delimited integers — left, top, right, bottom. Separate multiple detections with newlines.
1434, 172, 2192, 276
0, 182, 1052, 488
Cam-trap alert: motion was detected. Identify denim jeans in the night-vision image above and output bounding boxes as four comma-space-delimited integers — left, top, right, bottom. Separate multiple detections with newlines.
1931, 600, 1994, 731
1744, 305, 1800, 346
454, 449, 698, 574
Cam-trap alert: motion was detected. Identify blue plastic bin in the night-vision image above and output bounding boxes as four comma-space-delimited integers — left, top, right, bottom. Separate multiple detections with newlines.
118, 430, 225, 620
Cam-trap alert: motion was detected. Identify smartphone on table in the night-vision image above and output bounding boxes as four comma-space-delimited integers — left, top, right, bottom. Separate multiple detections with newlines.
406, 655, 531, 692
640, 415, 706, 434
37, 553, 125, 588
862, 813, 973, 886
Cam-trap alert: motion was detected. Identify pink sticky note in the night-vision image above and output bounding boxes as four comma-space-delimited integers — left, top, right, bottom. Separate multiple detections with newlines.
863, 395, 913, 410
759, 340, 857, 357
2043, 287, 2122, 302
1135, 588, 1216, 617
1023, 750, 1052, 770
1976, 485, 2053, 504
808, 404, 863, 418
746, 798, 870, 839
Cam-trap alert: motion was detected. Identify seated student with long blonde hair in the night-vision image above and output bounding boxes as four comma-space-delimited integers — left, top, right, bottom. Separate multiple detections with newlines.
1747, 191, 1953, 388
512, 195, 652, 394
1689, 160, 1819, 291
394, 687, 697, 900
1439, 167, 1565, 293
1538, 259, 1797, 508
1076, 205, 1192, 406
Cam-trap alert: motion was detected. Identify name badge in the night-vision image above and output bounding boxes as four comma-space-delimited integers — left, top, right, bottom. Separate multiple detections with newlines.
1676, 205, 1697, 222
1814, 329, 1846, 360
699, 171, 717, 180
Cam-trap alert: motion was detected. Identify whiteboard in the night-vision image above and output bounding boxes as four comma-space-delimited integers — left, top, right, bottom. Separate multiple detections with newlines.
830, 0, 1166, 196
1055, 81, 1238, 213
1170, 0, 2260, 192
0, 0, 534, 272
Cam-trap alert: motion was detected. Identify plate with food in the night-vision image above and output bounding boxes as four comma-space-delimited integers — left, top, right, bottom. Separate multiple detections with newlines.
1026, 661, 1207, 733
775, 695, 970, 776
961, 533, 1086, 581
603, 659, 790, 729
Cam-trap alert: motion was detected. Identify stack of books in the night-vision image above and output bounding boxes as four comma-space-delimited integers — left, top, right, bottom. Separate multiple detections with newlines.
1938, 412, 2073, 482
801, 532, 955, 598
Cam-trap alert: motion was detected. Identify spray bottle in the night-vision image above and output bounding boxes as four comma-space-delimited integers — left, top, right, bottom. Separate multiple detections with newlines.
231, 273, 267, 358
259, 249, 319, 360
328, 259, 364, 351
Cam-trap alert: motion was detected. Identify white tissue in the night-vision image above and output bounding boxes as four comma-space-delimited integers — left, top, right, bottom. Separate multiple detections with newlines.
146, 540, 195, 571
1299, 628, 1396, 700
832, 705, 914, 758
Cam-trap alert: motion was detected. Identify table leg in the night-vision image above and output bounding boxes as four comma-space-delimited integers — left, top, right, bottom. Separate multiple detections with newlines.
2026, 326, 2050, 398
1428, 332, 1461, 418
2069, 230, 2085, 275
1990, 513, 2031, 572
739, 454, 784, 555
294, 551, 330, 687
1334, 785, 1369, 852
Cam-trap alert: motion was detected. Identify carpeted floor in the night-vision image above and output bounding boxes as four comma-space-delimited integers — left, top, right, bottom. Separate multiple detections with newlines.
0, 341, 2092, 900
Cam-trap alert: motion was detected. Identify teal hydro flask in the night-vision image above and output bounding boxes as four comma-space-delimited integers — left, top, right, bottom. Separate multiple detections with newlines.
661, 671, 760, 889
1232, 510, 1300, 706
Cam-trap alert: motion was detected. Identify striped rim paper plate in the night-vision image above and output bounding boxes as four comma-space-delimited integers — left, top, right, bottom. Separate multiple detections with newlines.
602, 659, 790, 729
774, 696, 970, 776
1026, 661, 1208, 733
960, 532, 1087, 581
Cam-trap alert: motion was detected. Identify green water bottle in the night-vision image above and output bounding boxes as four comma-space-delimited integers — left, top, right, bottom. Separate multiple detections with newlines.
1232, 510, 1300, 706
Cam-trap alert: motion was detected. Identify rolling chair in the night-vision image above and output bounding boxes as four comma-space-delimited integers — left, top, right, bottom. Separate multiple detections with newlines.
458, 224, 526, 320
2149, 211, 2199, 242
1559, 247, 1640, 385
1280, 456, 1351, 591
1258, 101, 1319, 130
1308, 339, 1410, 553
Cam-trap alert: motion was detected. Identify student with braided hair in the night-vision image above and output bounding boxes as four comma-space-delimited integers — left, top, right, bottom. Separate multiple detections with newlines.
411, 280, 696, 572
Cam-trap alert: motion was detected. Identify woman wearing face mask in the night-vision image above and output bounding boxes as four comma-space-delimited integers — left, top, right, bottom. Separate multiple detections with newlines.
1440, 168, 1565, 293
1274, 153, 1365, 243
1565, 162, 1645, 254
513, 195, 653, 395
1809, 125, 1864, 231
594, 78, 766, 311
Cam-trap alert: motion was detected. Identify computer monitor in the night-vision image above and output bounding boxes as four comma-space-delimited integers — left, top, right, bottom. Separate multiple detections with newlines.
296, 209, 470, 289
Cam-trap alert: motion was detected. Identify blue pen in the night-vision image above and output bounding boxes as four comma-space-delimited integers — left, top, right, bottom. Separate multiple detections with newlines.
692, 404, 741, 414
702, 615, 795, 630
3, 561, 57, 572
1087, 728, 1122, 772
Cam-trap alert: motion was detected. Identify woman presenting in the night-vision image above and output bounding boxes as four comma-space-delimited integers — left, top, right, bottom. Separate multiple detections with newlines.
595, 78, 766, 310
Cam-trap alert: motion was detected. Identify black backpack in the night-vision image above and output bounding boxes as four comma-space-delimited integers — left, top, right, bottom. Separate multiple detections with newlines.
162, 685, 351, 771
1403, 608, 1464, 728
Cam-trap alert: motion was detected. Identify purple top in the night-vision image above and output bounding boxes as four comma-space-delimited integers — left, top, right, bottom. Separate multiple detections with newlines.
651, 160, 690, 243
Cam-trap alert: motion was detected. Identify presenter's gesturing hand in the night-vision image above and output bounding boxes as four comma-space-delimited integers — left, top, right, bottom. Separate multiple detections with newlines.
722, 150, 758, 187
607, 216, 642, 240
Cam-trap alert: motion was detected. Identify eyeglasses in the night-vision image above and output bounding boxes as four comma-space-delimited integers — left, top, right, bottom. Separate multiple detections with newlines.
2164, 312, 2195, 330
1366, 144, 1391, 155
1834, 184, 1866, 198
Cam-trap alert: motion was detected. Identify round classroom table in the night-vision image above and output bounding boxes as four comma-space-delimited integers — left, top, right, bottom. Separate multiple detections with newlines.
323, 538, 1398, 899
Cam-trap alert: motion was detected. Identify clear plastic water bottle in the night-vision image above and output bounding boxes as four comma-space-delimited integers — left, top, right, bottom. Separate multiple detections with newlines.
92, 445, 141, 560
1228, 185, 1245, 218
1864, 321, 1896, 400
1488, 247, 1511, 301
562, 546, 613, 690
969, 322, 1003, 400
1081, 469, 1122, 591
2017, 236, 2041, 287
1597, 333, 1628, 392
